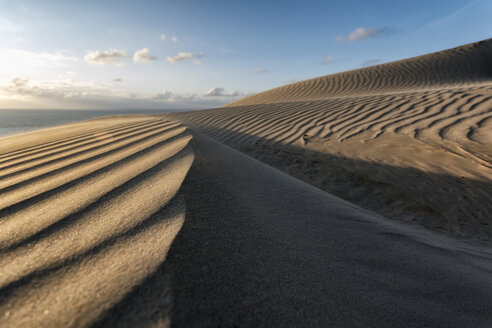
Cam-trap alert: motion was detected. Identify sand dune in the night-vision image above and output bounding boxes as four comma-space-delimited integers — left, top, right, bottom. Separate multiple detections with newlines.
0, 116, 193, 327
166, 39, 492, 239
226, 39, 492, 106
160, 133, 492, 327
1, 39, 492, 327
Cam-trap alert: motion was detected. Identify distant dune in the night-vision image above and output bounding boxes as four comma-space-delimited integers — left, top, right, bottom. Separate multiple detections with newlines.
1, 40, 492, 327
166, 38, 492, 240
227, 39, 492, 105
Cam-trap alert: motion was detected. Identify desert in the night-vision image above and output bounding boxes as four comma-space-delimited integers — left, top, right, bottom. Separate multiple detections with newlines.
0, 38, 491, 327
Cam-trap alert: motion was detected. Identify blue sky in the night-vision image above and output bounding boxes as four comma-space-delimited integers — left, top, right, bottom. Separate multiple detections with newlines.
0, 0, 490, 110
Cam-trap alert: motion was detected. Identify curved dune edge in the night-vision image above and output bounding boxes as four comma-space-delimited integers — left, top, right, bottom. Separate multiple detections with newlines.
100, 133, 492, 327
0, 39, 491, 327
167, 133, 491, 327
0, 116, 194, 327
0, 117, 491, 327
226, 38, 492, 106
165, 39, 492, 240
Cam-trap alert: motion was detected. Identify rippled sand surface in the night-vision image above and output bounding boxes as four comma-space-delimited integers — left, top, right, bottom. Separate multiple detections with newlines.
167, 39, 492, 240
1, 39, 492, 327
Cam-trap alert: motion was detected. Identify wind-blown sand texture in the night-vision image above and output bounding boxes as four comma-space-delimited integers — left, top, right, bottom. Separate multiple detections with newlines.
1, 40, 492, 327
0, 117, 194, 327
166, 39, 492, 240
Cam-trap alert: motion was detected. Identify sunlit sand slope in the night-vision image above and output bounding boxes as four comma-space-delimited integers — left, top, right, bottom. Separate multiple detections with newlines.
227, 39, 492, 106
166, 39, 492, 239
0, 116, 194, 327
0, 115, 491, 327
60, 132, 492, 327
1, 39, 492, 327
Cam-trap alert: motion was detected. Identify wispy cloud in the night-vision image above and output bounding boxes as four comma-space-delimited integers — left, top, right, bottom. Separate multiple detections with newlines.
1, 77, 115, 103
253, 68, 266, 74
113, 78, 123, 82
154, 88, 246, 106
133, 48, 156, 63
160, 34, 178, 42
0, 78, 246, 110
421, 0, 480, 31
84, 49, 128, 65
204, 87, 239, 98
336, 27, 391, 43
284, 79, 295, 84
153, 89, 196, 103
166, 52, 204, 64
0, 18, 20, 32
361, 59, 381, 67
11, 77, 29, 87
0, 49, 77, 77
323, 55, 334, 64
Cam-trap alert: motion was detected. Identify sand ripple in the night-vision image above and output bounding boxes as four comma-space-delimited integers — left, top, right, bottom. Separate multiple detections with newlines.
166, 39, 492, 239
0, 117, 194, 327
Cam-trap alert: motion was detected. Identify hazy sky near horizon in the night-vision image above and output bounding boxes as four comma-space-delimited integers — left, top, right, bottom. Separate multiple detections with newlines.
0, 0, 490, 110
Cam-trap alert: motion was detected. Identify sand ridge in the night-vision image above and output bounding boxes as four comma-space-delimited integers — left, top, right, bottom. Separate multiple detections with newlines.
0, 117, 194, 327
226, 39, 492, 106
166, 39, 492, 239
127, 133, 492, 327
1, 39, 492, 327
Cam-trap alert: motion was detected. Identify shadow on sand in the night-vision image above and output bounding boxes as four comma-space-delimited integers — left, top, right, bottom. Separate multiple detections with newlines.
94, 129, 492, 328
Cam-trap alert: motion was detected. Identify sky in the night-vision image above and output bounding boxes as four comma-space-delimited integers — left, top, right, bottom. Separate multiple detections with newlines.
0, 0, 491, 110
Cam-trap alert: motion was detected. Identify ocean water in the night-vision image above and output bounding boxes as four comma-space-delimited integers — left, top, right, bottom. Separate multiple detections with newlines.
0, 109, 171, 138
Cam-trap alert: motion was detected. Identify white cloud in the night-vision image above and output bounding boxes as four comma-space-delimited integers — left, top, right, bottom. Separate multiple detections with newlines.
0, 78, 247, 110
336, 27, 391, 43
0, 18, 19, 32
0, 49, 77, 77
0, 34, 25, 43
204, 87, 239, 98
11, 77, 29, 87
205, 87, 225, 97
153, 90, 198, 103
324, 55, 334, 64
1, 77, 114, 102
153, 88, 247, 106
155, 90, 175, 100
84, 49, 128, 65
133, 48, 156, 63
166, 52, 191, 63
253, 68, 266, 74
166, 52, 204, 64
159, 34, 177, 42
284, 79, 295, 84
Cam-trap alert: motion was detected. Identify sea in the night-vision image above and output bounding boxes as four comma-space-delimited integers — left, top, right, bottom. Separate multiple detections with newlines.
0, 109, 172, 139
